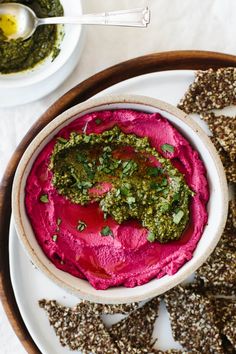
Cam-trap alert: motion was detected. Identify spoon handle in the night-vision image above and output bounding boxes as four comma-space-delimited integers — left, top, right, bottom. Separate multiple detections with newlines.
37, 7, 150, 28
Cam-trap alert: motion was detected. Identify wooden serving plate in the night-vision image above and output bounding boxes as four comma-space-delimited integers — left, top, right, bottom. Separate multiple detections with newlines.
1, 50, 236, 353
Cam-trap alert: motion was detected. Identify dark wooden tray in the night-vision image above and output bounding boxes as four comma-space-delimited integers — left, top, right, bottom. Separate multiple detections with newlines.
1, 50, 236, 354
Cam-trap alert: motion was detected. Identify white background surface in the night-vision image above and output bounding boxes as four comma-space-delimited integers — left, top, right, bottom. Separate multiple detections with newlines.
1, 0, 236, 353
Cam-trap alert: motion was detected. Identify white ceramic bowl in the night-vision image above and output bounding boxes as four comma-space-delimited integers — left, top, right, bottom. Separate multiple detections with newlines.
0, 0, 84, 107
12, 95, 228, 304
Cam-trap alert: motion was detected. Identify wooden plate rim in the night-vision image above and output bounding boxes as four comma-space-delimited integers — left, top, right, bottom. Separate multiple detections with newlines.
1, 50, 236, 354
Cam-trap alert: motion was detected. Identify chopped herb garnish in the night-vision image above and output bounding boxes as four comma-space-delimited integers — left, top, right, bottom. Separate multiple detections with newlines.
147, 231, 155, 242
77, 220, 87, 232
122, 160, 138, 176
95, 118, 102, 125
161, 177, 168, 186
160, 202, 170, 212
101, 226, 113, 237
52, 235, 58, 242
120, 185, 130, 196
147, 166, 162, 177
84, 135, 91, 143
127, 196, 136, 204
173, 192, 180, 202
57, 137, 67, 144
77, 153, 87, 163
173, 210, 184, 224
150, 182, 164, 191
40, 194, 49, 203
57, 218, 62, 226
161, 143, 175, 153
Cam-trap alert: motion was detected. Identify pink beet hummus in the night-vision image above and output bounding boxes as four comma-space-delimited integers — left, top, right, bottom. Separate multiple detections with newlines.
25, 110, 209, 290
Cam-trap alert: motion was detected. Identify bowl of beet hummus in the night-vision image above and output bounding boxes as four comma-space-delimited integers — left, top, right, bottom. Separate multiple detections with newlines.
12, 95, 228, 303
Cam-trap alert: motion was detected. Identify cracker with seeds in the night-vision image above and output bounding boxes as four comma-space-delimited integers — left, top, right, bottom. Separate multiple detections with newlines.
80, 300, 139, 315
214, 298, 236, 350
39, 299, 120, 354
150, 350, 191, 354
195, 244, 236, 288
211, 136, 236, 183
178, 67, 236, 113
109, 297, 160, 354
219, 200, 236, 250
150, 350, 190, 354
164, 286, 224, 353
201, 112, 236, 161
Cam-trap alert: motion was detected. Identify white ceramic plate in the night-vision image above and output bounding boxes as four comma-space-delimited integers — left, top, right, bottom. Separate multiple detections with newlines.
0, 0, 84, 107
9, 70, 225, 353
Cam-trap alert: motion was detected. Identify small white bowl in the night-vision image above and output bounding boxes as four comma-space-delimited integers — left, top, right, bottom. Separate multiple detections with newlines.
12, 95, 228, 304
0, 0, 84, 107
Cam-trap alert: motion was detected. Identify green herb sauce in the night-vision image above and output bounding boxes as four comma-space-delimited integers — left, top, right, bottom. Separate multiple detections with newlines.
50, 126, 194, 243
0, 0, 63, 74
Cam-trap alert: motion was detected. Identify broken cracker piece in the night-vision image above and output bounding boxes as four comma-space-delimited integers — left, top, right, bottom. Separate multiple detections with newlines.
109, 297, 160, 354
196, 243, 236, 291
164, 286, 224, 353
201, 112, 236, 162
178, 67, 236, 114
211, 136, 236, 183
80, 300, 139, 315
150, 350, 191, 354
214, 298, 236, 350
39, 299, 120, 354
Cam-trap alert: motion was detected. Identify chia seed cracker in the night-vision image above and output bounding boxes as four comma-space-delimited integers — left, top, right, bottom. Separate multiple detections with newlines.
178, 67, 236, 114
164, 286, 224, 353
109, 297, 160, 354
38, 299, 120, 354
201, 112, 236, 162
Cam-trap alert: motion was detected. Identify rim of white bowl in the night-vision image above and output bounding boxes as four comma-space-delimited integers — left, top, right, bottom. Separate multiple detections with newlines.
12, 94, 228, 304
0, 0, 83, 88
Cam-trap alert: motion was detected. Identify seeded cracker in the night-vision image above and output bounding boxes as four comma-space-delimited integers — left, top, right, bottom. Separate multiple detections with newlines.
109, 297, 160, 354
211, 136, 236, 183
164, 286, 224, 353
201, 112, 236, 161
150, 350, 191, 354
79, 300, 139, 315
214, 298, 236, 350
38, 300, 120, 354
196, 244, 236, 288
219, 200, 236, 249
178, 67, 236, 113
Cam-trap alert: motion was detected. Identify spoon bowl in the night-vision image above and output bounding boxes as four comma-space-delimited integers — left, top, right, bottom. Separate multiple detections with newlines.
0, 3, 37, 40
0, 3, 150, 41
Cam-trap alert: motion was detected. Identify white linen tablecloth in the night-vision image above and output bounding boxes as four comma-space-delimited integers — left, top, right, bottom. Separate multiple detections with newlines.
1, 0, 236, 352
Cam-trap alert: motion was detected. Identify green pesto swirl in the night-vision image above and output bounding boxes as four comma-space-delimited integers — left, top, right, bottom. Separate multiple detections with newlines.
50, 126, 193, 243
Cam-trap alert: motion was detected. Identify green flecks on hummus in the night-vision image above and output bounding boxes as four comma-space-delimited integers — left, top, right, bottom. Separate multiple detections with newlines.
50, 126, 194, 243
0, 0, 63, 74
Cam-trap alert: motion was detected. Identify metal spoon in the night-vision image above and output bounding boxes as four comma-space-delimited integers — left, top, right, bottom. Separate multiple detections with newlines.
0, 3, 150, 41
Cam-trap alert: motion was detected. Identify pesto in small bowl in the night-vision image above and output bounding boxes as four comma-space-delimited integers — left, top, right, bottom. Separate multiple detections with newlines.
0, 0, 63, 74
